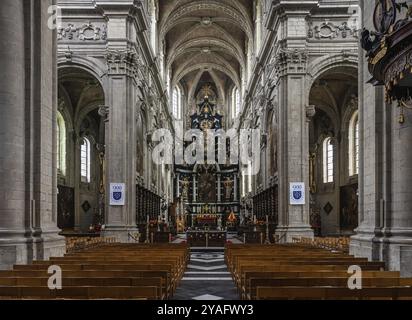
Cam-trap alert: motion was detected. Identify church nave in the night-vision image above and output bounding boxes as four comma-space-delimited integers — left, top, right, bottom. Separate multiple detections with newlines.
2, 0, 412, 303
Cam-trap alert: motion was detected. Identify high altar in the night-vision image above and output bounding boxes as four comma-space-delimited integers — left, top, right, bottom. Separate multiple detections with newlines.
174, 86, 240, 233
194, 205, 220, 229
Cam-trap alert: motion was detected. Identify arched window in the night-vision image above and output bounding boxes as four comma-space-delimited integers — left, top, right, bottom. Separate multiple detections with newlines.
323, 137, 334, 183
150, 0, 157, 55
248, 160, 253, 192
241, 173, 246, 197
349, 111, 359, 176
172, 87, 182, 119
232, 87, 241, 119
255, 0, 262, 53
57, 111, 66, 176
81, 137, 91, 183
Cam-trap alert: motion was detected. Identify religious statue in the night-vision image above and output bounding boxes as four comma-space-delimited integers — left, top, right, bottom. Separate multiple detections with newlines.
181, 177, 190, 201
224, 177, 234, 201
217, 215, 222, 230
176, 198, 186, 233
309, 152, 317, 194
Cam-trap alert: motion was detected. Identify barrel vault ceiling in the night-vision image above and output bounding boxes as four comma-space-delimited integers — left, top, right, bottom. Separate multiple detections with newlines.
159, 0, 254, 107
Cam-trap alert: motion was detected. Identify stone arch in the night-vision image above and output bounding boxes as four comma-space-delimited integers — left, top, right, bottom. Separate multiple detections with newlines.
57, 56, 108, 89
306, 53, 358, 104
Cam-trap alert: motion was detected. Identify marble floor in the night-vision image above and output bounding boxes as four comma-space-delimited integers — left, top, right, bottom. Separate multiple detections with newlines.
172, 251, 240, 300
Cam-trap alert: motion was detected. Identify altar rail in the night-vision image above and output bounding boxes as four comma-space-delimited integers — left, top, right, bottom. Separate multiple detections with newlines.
187, 231, 227, 247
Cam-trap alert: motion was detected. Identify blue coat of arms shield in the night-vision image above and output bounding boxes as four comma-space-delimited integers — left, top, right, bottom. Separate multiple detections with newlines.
293, 191, 302, 200
113, 192, 122, 201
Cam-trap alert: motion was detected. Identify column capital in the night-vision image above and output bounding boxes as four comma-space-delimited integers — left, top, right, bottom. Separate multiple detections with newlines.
105, 48, 142, 79
275, 48, 308, 77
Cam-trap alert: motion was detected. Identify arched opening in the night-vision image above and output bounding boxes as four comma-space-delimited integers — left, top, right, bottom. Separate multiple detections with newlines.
348, 111, 359, 177
57, 111, 67, 176
232, 86, 241, 119
323, 137, 334, 184
57, 66, 105, 233
309, 66, 358, 236
254, 0, 262, 53
80, 137, 91, 183
172, 86, 182, 119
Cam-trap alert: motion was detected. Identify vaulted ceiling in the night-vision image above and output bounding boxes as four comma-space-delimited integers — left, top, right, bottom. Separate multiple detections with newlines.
159, 0, 254, 105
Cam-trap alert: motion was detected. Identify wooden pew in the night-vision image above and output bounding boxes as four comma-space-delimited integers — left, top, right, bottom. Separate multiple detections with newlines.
0, 286, 158, 300
0, 243, 189, 300
0, 277, 165, 300
256, 286, 412, 300
0, 270, 171, 298
225, 243, 412, 300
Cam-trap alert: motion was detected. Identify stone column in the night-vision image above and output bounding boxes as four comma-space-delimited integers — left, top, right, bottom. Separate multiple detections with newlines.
275, 50, 314, 242
0, 0, 65, 269
0, 0, 28, 269
102, 14, 139, 241
350, 0, 390, 265
262, 0, 317, 244
385, 106, 412, 274
33, 0, 65, 259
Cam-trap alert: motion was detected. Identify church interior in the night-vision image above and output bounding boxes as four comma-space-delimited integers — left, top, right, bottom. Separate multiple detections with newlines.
1, 0, 412, 300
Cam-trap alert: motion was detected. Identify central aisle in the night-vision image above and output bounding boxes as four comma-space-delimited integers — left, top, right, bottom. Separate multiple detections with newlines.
172, 251, 239, 300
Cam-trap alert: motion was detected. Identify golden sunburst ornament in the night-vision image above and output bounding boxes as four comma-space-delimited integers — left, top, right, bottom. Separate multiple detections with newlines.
200, 84, 213, 98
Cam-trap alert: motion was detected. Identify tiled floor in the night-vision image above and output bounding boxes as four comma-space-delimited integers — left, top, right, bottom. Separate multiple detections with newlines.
172, 251, 239, 300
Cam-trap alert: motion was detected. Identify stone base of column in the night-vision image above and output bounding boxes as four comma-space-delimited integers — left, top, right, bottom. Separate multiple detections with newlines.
102, 226, 140, 243
0, 230, 66, 270
0, 238, 32, 271
349, 228, 380, 261
351, 229, 412, 277
274, 225, 314, 243
39, 229, 66, 261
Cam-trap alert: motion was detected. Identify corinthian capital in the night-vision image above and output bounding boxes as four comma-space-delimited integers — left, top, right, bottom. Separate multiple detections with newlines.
106, 48, 140, 78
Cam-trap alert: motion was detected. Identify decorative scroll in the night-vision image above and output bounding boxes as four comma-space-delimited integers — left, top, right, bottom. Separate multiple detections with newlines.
58, 22, 107, 41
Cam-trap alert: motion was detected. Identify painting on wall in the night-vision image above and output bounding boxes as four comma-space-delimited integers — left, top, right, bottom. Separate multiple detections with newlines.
340, 184, 358, 232
57, 185, 75, 230
198, 172, 216, 203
